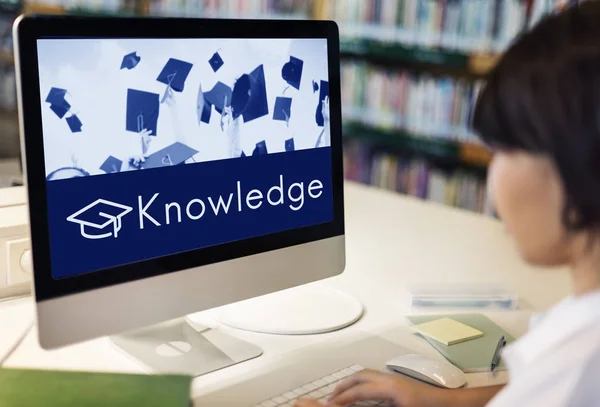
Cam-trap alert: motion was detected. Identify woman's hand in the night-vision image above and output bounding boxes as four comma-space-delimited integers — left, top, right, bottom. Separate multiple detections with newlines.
294, 369, 449, 407
321, 95, 330, 123
128, 129, 152, 168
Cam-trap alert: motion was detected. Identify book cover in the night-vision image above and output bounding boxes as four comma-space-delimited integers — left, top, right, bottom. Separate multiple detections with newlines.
407, 314, 516, 372
0, 369, 192, 407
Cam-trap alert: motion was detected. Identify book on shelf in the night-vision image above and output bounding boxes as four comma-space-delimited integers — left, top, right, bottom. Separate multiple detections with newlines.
344, 139, 492, 215
323, 0, 590, 54
341, 60, 484, 144
147, 0, 310, 18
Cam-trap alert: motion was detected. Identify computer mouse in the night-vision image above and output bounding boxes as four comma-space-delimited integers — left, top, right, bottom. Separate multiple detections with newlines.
385, 354, 467, 389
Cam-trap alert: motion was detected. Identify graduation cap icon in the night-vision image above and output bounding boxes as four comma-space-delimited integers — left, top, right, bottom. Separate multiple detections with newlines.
315, 80, 329, 127
66, 114, 83, 133
209, 52, 224, 72
252, 140, 268, 156
46, 87, 71, 119
282, 56, 303, 90
66, 199, 133, 240
156, 58, 194, 93
100, 155, 123, 174
141, 141, 199, 169
312, 80, 319, 93
120, 51, 141, 70
285, 137, 295, 152
126, 89, 160, 136
273, 96, 292, 122
204, 81, 232, 115
232, 64, 269, 122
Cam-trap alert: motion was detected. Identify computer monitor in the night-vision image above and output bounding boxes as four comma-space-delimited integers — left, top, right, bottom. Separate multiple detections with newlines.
14, 15, 346, 371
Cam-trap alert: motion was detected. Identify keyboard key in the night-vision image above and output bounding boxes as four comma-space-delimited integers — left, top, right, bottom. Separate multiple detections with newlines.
302, 383, 318, 392
312, 379, 327, 387
332, 371, 347, 379
260, 401, 277, 407
350, 365, 365, 372
309, 389, 326, 398
322, 384, 337, 394
282, 392, 297, 401
322, 375, 338, 384
272, 396, 287, 404
342, 368, 356, 376
292, 387, 309, 396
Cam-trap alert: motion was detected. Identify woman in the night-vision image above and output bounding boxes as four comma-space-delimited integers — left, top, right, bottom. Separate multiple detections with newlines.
296, 3, 600, 407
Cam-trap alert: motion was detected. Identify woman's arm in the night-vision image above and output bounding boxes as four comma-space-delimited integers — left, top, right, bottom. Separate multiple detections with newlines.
296, 369, 505, 407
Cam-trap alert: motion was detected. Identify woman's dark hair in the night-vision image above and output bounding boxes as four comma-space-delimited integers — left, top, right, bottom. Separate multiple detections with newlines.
473, 1, 600, 232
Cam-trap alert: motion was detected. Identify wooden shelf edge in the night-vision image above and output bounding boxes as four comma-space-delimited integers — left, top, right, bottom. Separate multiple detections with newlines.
340, 37, 501, 75
344, 121, 490, 169
24, 3, 66, 14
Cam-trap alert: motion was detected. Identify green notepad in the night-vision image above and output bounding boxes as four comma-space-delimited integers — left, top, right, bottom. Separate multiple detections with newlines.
407, 313, 516, 373
0, 368, 192, 407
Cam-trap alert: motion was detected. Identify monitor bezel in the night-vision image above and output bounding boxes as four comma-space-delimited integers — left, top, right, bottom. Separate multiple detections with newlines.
15, 15, 345, 302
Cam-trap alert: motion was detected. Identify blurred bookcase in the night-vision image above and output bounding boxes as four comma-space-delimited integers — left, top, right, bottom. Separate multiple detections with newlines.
315, 0, 579, 215
0, 0, 578, 209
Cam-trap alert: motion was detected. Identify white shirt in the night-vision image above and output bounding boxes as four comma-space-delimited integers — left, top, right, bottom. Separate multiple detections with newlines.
487, 289, 600, 407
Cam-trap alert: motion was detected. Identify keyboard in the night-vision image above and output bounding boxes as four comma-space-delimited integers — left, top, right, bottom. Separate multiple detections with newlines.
254, 365, 393, 407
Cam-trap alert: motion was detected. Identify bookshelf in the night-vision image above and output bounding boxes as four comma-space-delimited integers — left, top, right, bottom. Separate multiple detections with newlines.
315, 0, 579, 215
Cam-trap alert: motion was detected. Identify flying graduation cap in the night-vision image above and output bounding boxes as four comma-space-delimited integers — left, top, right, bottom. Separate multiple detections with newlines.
46, 87, 67, 105
209, 52, 224, 72
282, 56, 303, 90
156, 58, 194, 92
66, 199, 133, 239
100, 155, 123, 173
120, 51, 141, 70
46, 87, 71, 119
197, 84, 211, 124
315, 80, 329, 127
204, 81, 232, 115
231, 64, 269, 122
312, 80, 319, 93
49, 103, 70, 119
285, 137, 295, 152
66, 114, 83, 133
126, 89, 160, 136
252, 140, 268, 156
141, 142, 199, 169
273, 96, 292, 122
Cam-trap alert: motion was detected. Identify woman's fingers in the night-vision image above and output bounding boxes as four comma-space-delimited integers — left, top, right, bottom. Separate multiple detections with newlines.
293, 398, 324, 407
329, 382, 394, 407
331, 369, 385, 398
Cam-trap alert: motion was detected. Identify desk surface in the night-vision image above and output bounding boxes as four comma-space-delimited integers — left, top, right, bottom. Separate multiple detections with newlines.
0, 182, 572, 401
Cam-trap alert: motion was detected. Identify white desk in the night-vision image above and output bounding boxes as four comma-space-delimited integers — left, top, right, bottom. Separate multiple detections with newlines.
0, 182, 572, 403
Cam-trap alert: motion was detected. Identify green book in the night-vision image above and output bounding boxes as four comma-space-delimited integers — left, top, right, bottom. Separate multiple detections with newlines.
0, 368, 192, 407
406, 313, 516, 372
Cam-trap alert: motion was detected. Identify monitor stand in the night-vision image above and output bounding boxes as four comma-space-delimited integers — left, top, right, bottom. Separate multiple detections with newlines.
110, 284, 363, 376
110, 317, 262, 377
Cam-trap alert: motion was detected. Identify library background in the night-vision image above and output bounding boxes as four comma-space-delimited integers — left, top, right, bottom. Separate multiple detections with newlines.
0, 0, 578, 214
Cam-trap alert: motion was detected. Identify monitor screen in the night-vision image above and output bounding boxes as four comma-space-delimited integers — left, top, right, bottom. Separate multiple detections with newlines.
36, 38, 333, 279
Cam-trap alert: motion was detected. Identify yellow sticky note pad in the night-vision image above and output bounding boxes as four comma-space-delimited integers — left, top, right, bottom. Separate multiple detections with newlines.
413, 318, 484, 346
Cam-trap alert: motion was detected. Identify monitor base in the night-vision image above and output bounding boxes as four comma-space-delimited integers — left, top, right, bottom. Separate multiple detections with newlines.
110, 317, 262, 377
210, 284, 364, 335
